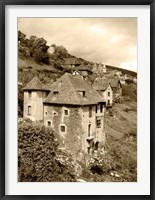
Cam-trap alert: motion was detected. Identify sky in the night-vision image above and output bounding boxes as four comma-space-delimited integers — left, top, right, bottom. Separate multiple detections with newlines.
18, 18, 137, 72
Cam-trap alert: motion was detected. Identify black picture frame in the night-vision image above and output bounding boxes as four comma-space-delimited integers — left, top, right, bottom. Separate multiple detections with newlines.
0, 0, 154, 199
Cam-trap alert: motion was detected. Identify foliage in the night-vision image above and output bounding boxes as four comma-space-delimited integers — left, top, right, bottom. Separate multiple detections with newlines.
18, 85, 23, 117
86, 136, 137, 182
125, 78, 133, 84
50, 44, 69, 60
18, 44, 30, 58
18, 31, 27, 44
18, 121, 76, 182
29, 37, 50, 64
122, 84, 137, 101
18, 31, 50, 64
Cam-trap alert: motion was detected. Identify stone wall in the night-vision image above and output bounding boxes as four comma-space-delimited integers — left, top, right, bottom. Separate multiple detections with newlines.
43, 103, 106, 154
81, 105, 105, 153
44, 104, 83, 154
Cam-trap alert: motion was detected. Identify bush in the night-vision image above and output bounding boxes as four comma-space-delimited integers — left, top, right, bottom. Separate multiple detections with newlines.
18, 121, 76, 182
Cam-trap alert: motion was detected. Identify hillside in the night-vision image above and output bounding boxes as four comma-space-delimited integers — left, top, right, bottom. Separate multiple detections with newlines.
106, 65, 137, 77
18, 30, 137, 82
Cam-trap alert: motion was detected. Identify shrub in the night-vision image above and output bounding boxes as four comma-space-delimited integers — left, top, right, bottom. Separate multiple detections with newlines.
18, 121, 76, 182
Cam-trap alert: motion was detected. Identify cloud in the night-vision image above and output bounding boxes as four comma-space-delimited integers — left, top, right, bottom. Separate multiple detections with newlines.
18, 18, 137, 72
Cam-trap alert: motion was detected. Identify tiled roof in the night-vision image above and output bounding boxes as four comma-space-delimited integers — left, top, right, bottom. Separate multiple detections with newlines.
108, 79, 121, 88
44, 73, 103, 105
93, 78, 109, 91
93, 78, 120, 90
23, 76, 50, 91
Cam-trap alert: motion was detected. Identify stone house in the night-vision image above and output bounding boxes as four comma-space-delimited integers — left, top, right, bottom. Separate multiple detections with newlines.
93, 78, 113, 108
108, 79, 122, 96
23, 76, 50, 121
23, 73, 106, 154
97, 63, 107, 74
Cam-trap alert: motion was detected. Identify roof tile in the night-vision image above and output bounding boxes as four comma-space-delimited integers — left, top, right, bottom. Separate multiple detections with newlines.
44, 73, 103, 105
23, 76, 50, 91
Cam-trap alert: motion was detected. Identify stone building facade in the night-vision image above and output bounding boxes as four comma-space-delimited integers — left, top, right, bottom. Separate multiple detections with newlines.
23, 73, 106, 154
93, 78, 113, 108
23, 76, 50, 121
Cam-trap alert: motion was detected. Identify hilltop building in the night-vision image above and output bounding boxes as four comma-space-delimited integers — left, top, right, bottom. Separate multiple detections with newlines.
93, 78, 113, 108
93, 78, 122, 107
23, 73, 106, 154
96, 63, 107, 74
108, 79, 122, 96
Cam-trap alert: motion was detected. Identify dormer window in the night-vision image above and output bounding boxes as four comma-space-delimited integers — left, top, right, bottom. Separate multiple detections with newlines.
78, 91, 85, 98
83, 91, 86, 97
53, 91, 59, 95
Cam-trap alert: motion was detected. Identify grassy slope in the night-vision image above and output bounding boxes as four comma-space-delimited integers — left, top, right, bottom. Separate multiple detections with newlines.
105, 101, 137, 139
18, 57, 55, 71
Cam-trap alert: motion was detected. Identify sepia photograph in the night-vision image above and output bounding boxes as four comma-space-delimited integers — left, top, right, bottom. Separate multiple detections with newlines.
18, 18, 137, 183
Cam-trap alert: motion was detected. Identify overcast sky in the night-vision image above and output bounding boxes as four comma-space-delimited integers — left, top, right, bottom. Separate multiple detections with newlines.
18, 18, 137, 72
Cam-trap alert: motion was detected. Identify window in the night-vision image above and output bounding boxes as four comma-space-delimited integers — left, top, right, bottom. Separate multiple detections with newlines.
89, 106, 92, 117
53, 91, 59, 95
53, 111, 58, 116
88, 124, 91, 137
78, 91, 86, 97
45, 92, 48, 97
45, 111, 48, 115
82, 91, 86, 97
108, 100, 110, 105
47, 121, 51, 126
95, 142, 99, 150
28, 91, 32, 98
108, 92, 110, 96
75, 109, 78, 115
100, 104, 103, 113
96, 105, 98, 113
96, 117, 101, 128
28, 106, 31, 115
60, 125, 65, 132
64, 109, 68, 115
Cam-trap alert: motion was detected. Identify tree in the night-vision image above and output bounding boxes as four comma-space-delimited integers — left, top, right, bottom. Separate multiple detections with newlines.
50, 44, 69, 60
28, 36, 50, 64
18, 30, 26, 43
